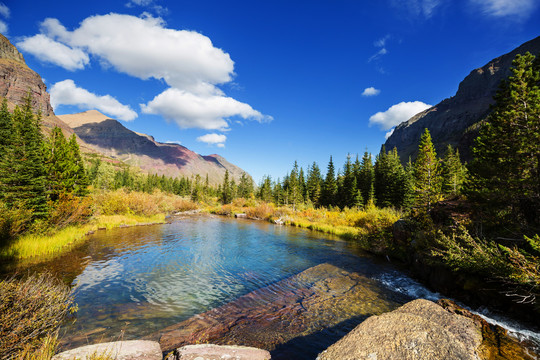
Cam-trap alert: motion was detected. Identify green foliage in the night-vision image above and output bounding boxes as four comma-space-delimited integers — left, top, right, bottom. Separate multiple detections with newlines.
413, 128, 442, 211
0, 96, 48, 219
467, 52, 540, 229
374, 147, 412, 209
0, 273, 76, 359
320, 156, 338, 207
440, 145, 466, 197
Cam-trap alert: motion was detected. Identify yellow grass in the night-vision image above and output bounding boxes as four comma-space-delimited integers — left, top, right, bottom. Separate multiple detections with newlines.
1, 213, 166, 261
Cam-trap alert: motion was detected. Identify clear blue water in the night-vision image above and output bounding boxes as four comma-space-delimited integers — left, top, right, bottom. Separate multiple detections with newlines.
14, 215, 539, 358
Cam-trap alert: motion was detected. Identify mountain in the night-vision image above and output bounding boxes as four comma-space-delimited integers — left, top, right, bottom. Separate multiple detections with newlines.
385, 36, 540, 162
0, 33, 249, 185
58, 110, 248, 184
0, 34, 79, 138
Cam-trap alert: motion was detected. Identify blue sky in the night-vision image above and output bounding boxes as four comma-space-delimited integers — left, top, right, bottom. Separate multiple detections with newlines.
2, 0, 539, 183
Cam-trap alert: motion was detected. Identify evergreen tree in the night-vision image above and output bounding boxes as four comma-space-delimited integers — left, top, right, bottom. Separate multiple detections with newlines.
0, 97, 48, 217
358, 150, 375, 205
467, 52, 540, 227
258, 175, 274, 203
306, 162, 323, 206
220, 170, 232, 204
413, 128, 442, 211
441, 145, 466, 197
320, 156, 337, 207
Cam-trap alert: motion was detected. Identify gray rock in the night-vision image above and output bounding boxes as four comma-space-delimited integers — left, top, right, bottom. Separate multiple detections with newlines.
317, 299, 483, 360
165, 344, 271, 360
53, 340, 162, 360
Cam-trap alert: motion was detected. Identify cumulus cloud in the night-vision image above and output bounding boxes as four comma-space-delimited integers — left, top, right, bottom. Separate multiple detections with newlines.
469, 0, 537, 18
20, 13, 270, 131
197, 133, 226, 147
141, 88, 271, 130
17, 34, 89, 71
369, 101, 432, 130
50, 79, 138, 121
362, 87, 381, 96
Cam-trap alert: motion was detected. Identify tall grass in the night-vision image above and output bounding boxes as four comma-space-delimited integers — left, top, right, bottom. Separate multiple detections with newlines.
208, 200, 402, 248
0, 189, 199, 262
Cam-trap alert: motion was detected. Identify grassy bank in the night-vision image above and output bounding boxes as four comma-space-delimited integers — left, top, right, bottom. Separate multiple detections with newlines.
207, 199, 402, 249
0, 189, 198, 263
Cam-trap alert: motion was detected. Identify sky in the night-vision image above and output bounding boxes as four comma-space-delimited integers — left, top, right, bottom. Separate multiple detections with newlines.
1, 0, 540, 183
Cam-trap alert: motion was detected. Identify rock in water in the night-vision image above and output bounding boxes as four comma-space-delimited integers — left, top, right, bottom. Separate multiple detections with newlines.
317, 298, 537, 360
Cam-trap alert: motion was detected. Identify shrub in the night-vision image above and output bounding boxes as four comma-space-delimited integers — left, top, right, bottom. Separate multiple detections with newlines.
0, 202, 33, 248
0, 273, 76, 359
48, 193, 93, 230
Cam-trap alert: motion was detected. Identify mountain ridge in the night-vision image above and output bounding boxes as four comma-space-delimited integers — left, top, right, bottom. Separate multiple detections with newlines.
58, 110, 248, 185
385, 36, 540, 161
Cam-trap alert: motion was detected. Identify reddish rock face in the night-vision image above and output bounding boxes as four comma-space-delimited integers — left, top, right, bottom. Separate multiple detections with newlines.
0, 35, 53, 116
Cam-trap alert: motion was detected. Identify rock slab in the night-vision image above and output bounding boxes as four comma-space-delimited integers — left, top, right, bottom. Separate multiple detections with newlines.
317, 299, 483, 360
53, 340, 162, 360
166, 344, 271, 360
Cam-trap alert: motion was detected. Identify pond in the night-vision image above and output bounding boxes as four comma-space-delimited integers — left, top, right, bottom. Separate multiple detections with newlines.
7, 215, 540, 359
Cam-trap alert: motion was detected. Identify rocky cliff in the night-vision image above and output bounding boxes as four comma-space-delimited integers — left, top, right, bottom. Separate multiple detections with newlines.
58, 110, 249, 184
0, 33, 80, 139
385, 36, 540, 161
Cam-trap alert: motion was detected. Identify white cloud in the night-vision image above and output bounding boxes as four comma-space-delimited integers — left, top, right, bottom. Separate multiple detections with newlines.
16, 34, 89, 71
385, 128, 395, 140
391, 0, 444, 19
21, 13, 270, 130
50, 79, 138, 121
0, 3, 9, 18
470, 0, 537, 18
141, 88, 271, 130
369, 101, 432, 130
362, 87, 381, 96
197, 133, 227, 147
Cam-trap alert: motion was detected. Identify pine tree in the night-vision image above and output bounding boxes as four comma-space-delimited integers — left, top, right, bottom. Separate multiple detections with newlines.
0, 97, 48, 218
413, 128, 442, 211
306, 162, 323, 206
320, 156, 337, 207
467, 52, 540, 227
220, 170, 232, 204
358, 150, 375, 205
441, 145, 466, 197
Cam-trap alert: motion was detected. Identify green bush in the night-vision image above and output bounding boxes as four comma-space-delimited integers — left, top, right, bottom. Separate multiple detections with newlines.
0, 273, 76, 359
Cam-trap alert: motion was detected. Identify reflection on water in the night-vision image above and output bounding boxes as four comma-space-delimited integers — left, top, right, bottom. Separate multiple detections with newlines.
25, 215, 394, 350
7, 215, 539, 359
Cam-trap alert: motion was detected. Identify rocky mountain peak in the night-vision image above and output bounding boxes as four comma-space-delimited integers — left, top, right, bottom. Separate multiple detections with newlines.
0, 34, 26, 65
385, 36, 540, 162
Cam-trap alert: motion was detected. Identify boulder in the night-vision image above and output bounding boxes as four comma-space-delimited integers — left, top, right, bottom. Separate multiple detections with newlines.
165, 344, 271, 360
317, 299, 482, 360
53, 340, 162, 360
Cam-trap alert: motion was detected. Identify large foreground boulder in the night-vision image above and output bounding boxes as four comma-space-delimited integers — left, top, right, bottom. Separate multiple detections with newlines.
317, 299, 536, 360
53, 340, 162, 360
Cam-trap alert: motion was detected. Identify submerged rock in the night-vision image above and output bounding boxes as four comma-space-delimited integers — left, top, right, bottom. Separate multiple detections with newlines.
53, 340, 162, 360
156, 263, 401, 358
165, 344, 271, 360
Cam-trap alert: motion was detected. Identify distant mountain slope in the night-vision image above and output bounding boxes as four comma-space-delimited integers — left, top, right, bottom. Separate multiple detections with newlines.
58, 110, 248, 184
385, 36, 540, 162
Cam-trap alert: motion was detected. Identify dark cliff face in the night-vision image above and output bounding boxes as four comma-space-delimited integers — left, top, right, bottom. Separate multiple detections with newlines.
385, 36, 540, 162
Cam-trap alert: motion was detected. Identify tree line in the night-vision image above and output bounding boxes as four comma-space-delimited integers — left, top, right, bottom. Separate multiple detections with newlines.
244, 133, 466, 212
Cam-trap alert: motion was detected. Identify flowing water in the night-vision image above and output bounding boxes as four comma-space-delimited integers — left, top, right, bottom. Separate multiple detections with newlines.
6, 215, 540, 358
